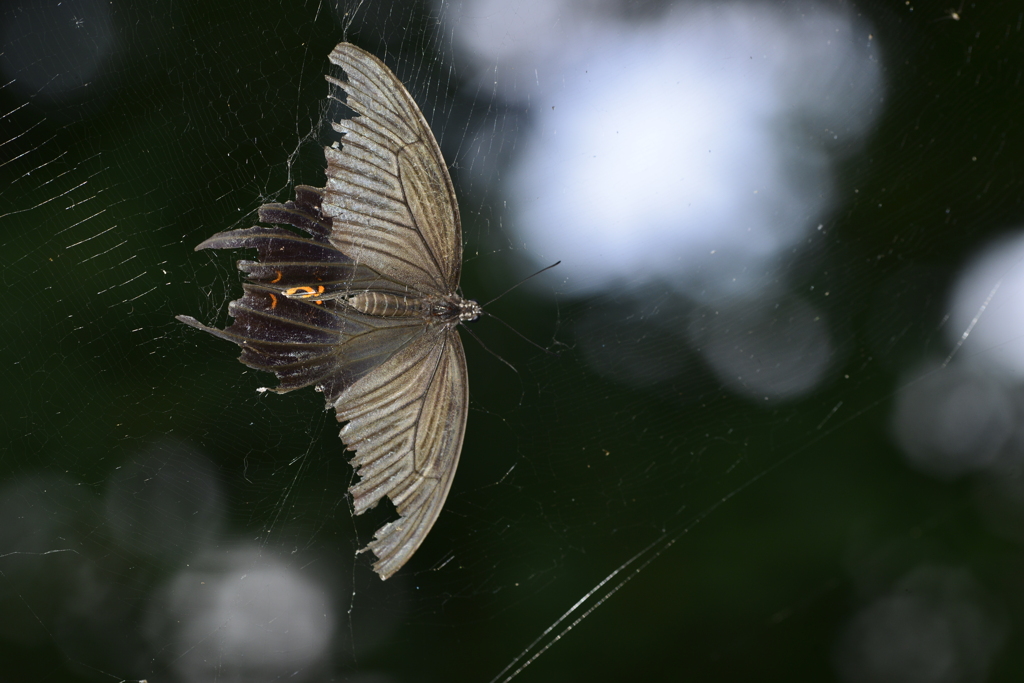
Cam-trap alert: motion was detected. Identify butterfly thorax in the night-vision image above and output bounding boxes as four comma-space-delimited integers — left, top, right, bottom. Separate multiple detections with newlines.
346, 291, 481, 324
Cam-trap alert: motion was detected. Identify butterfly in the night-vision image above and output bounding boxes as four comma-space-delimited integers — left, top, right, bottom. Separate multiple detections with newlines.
177, 42, 479, 579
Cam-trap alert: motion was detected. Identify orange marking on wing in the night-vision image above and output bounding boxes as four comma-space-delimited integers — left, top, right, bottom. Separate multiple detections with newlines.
269, 293, 278, 309
271, 270, 283, 283
284, 285, 326, 304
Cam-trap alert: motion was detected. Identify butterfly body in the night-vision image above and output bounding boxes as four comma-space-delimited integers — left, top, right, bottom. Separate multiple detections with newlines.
341, 290, 480, 323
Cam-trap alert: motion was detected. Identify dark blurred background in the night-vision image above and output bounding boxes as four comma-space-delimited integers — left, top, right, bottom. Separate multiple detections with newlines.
2, 0, 1024, 681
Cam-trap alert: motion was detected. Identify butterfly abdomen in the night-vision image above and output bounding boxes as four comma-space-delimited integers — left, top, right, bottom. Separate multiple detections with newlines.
346, 291, 427, 318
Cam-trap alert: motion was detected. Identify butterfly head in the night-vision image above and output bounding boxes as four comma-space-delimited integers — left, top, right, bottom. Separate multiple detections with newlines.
428, 295, 482, 324
459, 299, 482, 323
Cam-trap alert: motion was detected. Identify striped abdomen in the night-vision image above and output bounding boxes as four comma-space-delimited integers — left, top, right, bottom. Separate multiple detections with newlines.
346, 291, 427, 318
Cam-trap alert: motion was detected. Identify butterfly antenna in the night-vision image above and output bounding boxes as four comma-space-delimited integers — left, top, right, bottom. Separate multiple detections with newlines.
463, 325, 519, 375
483, 261, 561, 307
482, 311, 558, 356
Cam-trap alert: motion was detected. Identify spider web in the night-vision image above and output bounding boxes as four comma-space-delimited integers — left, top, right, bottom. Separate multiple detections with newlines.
3, 0, 1024, 681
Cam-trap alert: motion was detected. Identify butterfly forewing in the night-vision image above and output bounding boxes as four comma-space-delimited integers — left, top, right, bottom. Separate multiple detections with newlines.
324, 43, 462, 293
178, 43, 476, 580
333, 327, 468, 578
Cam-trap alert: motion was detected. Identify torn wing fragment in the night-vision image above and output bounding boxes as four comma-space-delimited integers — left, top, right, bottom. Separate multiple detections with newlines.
177, 42, 480, 580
